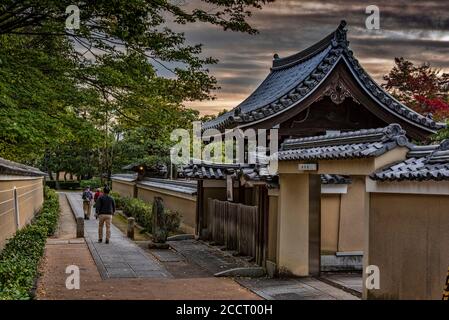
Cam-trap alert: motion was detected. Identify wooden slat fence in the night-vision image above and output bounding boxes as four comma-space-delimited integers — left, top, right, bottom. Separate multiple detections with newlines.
207, 198, 258, 260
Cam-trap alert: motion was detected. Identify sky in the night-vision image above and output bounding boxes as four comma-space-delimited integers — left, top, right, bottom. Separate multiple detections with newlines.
170, 0, 449, 116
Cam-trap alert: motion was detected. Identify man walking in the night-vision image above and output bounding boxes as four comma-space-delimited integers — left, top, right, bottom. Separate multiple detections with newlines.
82, 186, 93, 220
95, 186, 115, 244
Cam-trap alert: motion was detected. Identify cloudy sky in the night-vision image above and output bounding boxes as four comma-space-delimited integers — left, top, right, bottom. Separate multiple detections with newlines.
175, 0, 449, 115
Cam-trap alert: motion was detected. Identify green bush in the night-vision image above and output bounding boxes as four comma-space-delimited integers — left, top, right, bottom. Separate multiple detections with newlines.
0, 187, 60, 300
164, 209, 181, 234
80, 178, 102, 190
109, 191, 125, 210
110, 192, 180, 234
123, 198, 153, 231
45, 180, 56, 189
45, 180, 80, 190
58, 181, 81, 190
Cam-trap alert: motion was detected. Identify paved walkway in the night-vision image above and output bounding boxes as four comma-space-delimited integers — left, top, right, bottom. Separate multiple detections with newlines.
36, 192, 358, 300
237, 277, 359, 300
168, 239, 359, 300
36, 241, 259, 300
66, 193, 170, 279
168, 239, 255, 275
320, 273, 363, 296
36, 193, 259, 300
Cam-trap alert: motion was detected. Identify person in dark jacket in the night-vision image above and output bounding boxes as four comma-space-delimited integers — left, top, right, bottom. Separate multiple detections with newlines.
95, 187, 115, 244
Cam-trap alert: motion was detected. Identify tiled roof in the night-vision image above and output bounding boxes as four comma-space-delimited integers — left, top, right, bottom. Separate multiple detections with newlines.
202, 21, 444, 133
321, 174, 351, 184
371, 140, 449, 181
137, 178, 197, 195
179, 161, 269, 181
180, 161, 349, 186
277, 124, 409, 161
111, 173, 137, 182
0, 157, 46, 176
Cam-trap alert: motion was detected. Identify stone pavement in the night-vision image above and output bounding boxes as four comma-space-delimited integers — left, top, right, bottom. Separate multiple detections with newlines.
36, 241, 259, 300
66, 193, 170, 279
168, 239, 255, 275
320, 273, 363, 296
236, 277, 360, 300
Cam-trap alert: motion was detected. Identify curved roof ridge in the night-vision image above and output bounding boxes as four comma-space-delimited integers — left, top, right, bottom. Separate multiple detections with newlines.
341, 48, 445, 131
272, 20, 347, 70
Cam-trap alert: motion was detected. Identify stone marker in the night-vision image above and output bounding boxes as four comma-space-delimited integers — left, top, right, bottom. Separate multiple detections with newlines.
127, 217, 135, 240
149, 197, 169, 249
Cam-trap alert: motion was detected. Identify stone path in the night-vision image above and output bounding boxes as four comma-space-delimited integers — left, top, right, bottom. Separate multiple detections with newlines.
236, 277, 360, 300
36, 192, 359, 300
168, 239, 255, 275
320, 273, 363, 296
36, 241, 259, 300
66, 193, 170, 279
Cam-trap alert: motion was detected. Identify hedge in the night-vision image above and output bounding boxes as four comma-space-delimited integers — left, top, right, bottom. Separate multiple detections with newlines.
109, 191, 180, 234
45, 180, 80, 190
0, 187, 60, 300
80, 178, 103, 190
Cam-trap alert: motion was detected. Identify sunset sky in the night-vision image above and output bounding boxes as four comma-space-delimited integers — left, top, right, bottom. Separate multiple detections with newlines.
175, 0, 449, 115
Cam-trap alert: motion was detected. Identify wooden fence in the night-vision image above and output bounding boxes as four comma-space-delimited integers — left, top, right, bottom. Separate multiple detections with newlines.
207, 198, 259, 260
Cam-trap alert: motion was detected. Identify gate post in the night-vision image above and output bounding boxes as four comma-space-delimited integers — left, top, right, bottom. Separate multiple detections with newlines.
278, 174, 309, 276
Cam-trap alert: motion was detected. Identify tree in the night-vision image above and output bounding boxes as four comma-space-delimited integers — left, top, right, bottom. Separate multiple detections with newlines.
383, 57, 449, 121
0, 0, 272, 172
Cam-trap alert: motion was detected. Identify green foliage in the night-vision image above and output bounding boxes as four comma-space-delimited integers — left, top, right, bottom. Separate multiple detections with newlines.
164, 210, 182, 235
0, 1, 270, 177
433, 122, 449, 142
110, 192, 180, 233
109, 191, 125, 209
45, 180, 81, 190
123, 198, 153, 231
80, 178, 103, 190
0, 187, 59, 300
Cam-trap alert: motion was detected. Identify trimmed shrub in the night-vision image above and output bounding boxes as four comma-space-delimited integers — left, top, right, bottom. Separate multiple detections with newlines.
80, 178, 102, 190
109, 191, 125, 210
123, 198, 153, 231
45, 180, 56, 189
0, 187, 60, 300
45, 180, 80, 190
164, 209, 181, 234
110, 192, 180, 234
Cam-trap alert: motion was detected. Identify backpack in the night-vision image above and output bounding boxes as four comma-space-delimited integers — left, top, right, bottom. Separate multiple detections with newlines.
82, 191, 89, 201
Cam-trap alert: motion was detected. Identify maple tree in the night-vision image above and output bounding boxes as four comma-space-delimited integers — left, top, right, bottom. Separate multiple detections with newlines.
383, 57, 449, 121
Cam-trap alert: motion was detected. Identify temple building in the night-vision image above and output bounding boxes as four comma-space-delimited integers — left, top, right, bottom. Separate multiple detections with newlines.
112, 21, 449, 299
202, 20, 444, 140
